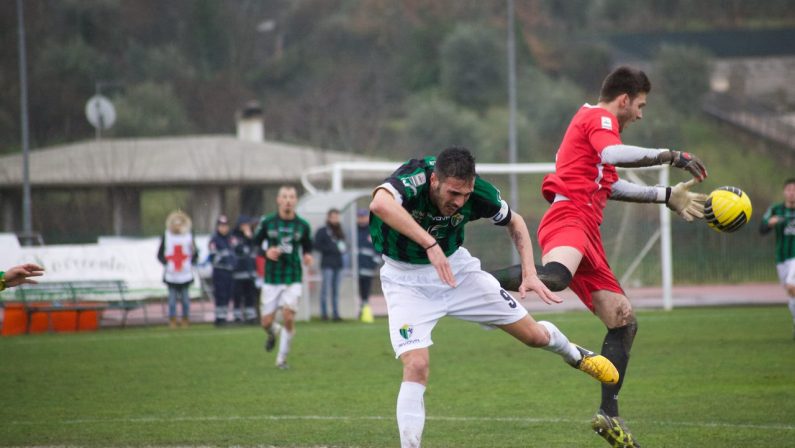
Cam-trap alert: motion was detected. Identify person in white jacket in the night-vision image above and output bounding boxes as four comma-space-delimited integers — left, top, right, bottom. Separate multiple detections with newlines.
158, 210, 198, 328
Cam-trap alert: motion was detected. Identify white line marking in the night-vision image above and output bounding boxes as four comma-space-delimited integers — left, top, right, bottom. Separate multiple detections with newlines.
7, 414, 795, 431
0, 325, 382, 345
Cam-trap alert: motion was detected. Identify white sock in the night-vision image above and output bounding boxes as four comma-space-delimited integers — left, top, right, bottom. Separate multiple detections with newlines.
789, 299, 795, 323
396, 381, 426, 448
278, 327, 293, 361
538, 320, 580, 365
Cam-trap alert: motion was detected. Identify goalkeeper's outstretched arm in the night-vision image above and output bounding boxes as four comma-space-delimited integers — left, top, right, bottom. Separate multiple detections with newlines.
609, 178, 707, 222
601, 144, 707, 181
609, 179, 669, 204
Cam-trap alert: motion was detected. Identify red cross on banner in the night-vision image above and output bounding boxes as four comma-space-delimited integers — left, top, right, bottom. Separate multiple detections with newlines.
166, 245, 189, 271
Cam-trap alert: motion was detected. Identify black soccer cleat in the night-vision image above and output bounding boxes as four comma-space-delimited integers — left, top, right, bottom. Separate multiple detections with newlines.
591, 409, 641, 447
264, 330, 276, 352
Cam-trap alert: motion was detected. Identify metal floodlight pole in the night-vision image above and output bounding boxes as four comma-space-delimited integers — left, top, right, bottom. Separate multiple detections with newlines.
507, 0, 519, 264
17, 0, 32, 243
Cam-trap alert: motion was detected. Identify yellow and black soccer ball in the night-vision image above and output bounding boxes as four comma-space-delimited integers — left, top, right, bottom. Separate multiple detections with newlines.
704, 186, 752, 233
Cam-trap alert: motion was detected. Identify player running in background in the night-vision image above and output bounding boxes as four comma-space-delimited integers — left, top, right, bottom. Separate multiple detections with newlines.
369, 147, 619, 448
253, 185, 313, 370
490, 66, 708, 447
760, 178, 795, 339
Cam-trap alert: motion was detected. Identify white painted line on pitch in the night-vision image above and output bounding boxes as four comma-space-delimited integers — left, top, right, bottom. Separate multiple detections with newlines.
0, 324, 383, 345
7, 414, 795, 432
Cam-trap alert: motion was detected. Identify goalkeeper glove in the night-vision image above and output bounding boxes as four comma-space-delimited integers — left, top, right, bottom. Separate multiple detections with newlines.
666, 179, 707, 222
665, 150, 708, 181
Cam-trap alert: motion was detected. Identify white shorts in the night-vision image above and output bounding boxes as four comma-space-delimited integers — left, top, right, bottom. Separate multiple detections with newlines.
380, 247, 528, 358
776, 259, 795, 287
260, 283, 302, 315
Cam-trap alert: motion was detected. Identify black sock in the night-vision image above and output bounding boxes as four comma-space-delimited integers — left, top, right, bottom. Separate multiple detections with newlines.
600, 322, 637, 417
536, 262, 572, 292
489, 262, 572, 292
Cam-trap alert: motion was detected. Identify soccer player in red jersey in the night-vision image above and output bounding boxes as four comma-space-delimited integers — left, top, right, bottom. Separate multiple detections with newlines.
492, 66, 708, 447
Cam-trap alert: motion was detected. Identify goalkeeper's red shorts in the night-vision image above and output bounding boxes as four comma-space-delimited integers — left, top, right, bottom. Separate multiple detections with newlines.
538, 201, 624, 312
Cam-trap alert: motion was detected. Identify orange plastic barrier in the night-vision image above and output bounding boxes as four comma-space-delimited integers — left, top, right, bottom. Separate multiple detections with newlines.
1, 302, 101, 336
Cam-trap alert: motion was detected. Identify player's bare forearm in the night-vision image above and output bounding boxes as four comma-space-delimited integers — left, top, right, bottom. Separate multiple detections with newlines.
369, 188, 435, 249
266, 247, 282, 261
370, 188, 455, 286
505, 214, 561, 304
3, 263, 44, 287
505, 213, 537, 279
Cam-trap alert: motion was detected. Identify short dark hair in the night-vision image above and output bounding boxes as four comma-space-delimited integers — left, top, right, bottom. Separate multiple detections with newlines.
785, 178, 795, 187
435, 147, 476, 182
599, 66, 651, 102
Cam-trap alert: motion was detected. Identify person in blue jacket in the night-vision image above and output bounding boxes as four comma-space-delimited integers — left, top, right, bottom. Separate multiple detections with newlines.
209, 214, 235, 326
232, 215, 259, 324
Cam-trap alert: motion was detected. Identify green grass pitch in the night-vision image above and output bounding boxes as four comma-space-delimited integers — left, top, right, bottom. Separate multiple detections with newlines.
1, 306, 794, 447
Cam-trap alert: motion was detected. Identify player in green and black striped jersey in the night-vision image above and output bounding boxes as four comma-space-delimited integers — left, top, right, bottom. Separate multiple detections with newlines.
253, 213, 313, 285
252, 185, 314, 369
760, 178, 795, 337
369, 156, 511, 264
370, 147, 619, 447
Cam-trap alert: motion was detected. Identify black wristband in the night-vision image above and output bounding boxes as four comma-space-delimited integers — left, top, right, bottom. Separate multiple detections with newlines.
424, 241, 438, 251
665, 186, 672, 203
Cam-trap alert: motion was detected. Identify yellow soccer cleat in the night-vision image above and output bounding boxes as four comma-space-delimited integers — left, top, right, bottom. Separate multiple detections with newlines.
570, 344, 619, 384
591, 409, 641, 447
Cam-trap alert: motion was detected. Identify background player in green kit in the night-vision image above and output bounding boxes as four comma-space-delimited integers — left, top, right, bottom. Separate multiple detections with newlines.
253, 185, 314, 369
760, 178, 795, 339
368, 147, 619, 448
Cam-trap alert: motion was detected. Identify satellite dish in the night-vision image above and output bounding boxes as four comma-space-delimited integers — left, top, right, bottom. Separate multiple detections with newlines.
85, 95, 116, 130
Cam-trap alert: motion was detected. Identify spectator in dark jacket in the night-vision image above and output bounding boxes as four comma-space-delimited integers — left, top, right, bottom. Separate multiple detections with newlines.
314, 208, 347, 321
232, 215, 259, 324
209, 214, 235, 326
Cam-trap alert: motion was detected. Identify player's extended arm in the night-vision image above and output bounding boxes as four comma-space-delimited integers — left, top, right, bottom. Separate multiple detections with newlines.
0, 263, 44, 289
601, 145, 707, 181
251, 217, 266, 249
369, 188, 456, 287
610, 178, 707, 222
759, 208, 779, 235
504, 213, 561, 304
302, 224, 314, 267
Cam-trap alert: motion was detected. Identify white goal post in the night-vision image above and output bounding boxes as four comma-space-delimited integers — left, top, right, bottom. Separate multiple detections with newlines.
302, 161, 673, 310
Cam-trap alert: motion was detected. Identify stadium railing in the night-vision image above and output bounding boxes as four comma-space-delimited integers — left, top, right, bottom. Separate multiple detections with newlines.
67, 280, 148, 328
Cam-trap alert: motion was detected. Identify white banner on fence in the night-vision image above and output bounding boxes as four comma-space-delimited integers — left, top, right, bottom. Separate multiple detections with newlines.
0, 233, 210, 300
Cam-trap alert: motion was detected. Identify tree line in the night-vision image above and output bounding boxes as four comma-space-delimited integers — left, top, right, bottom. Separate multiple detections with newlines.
1, 0, 793, 162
